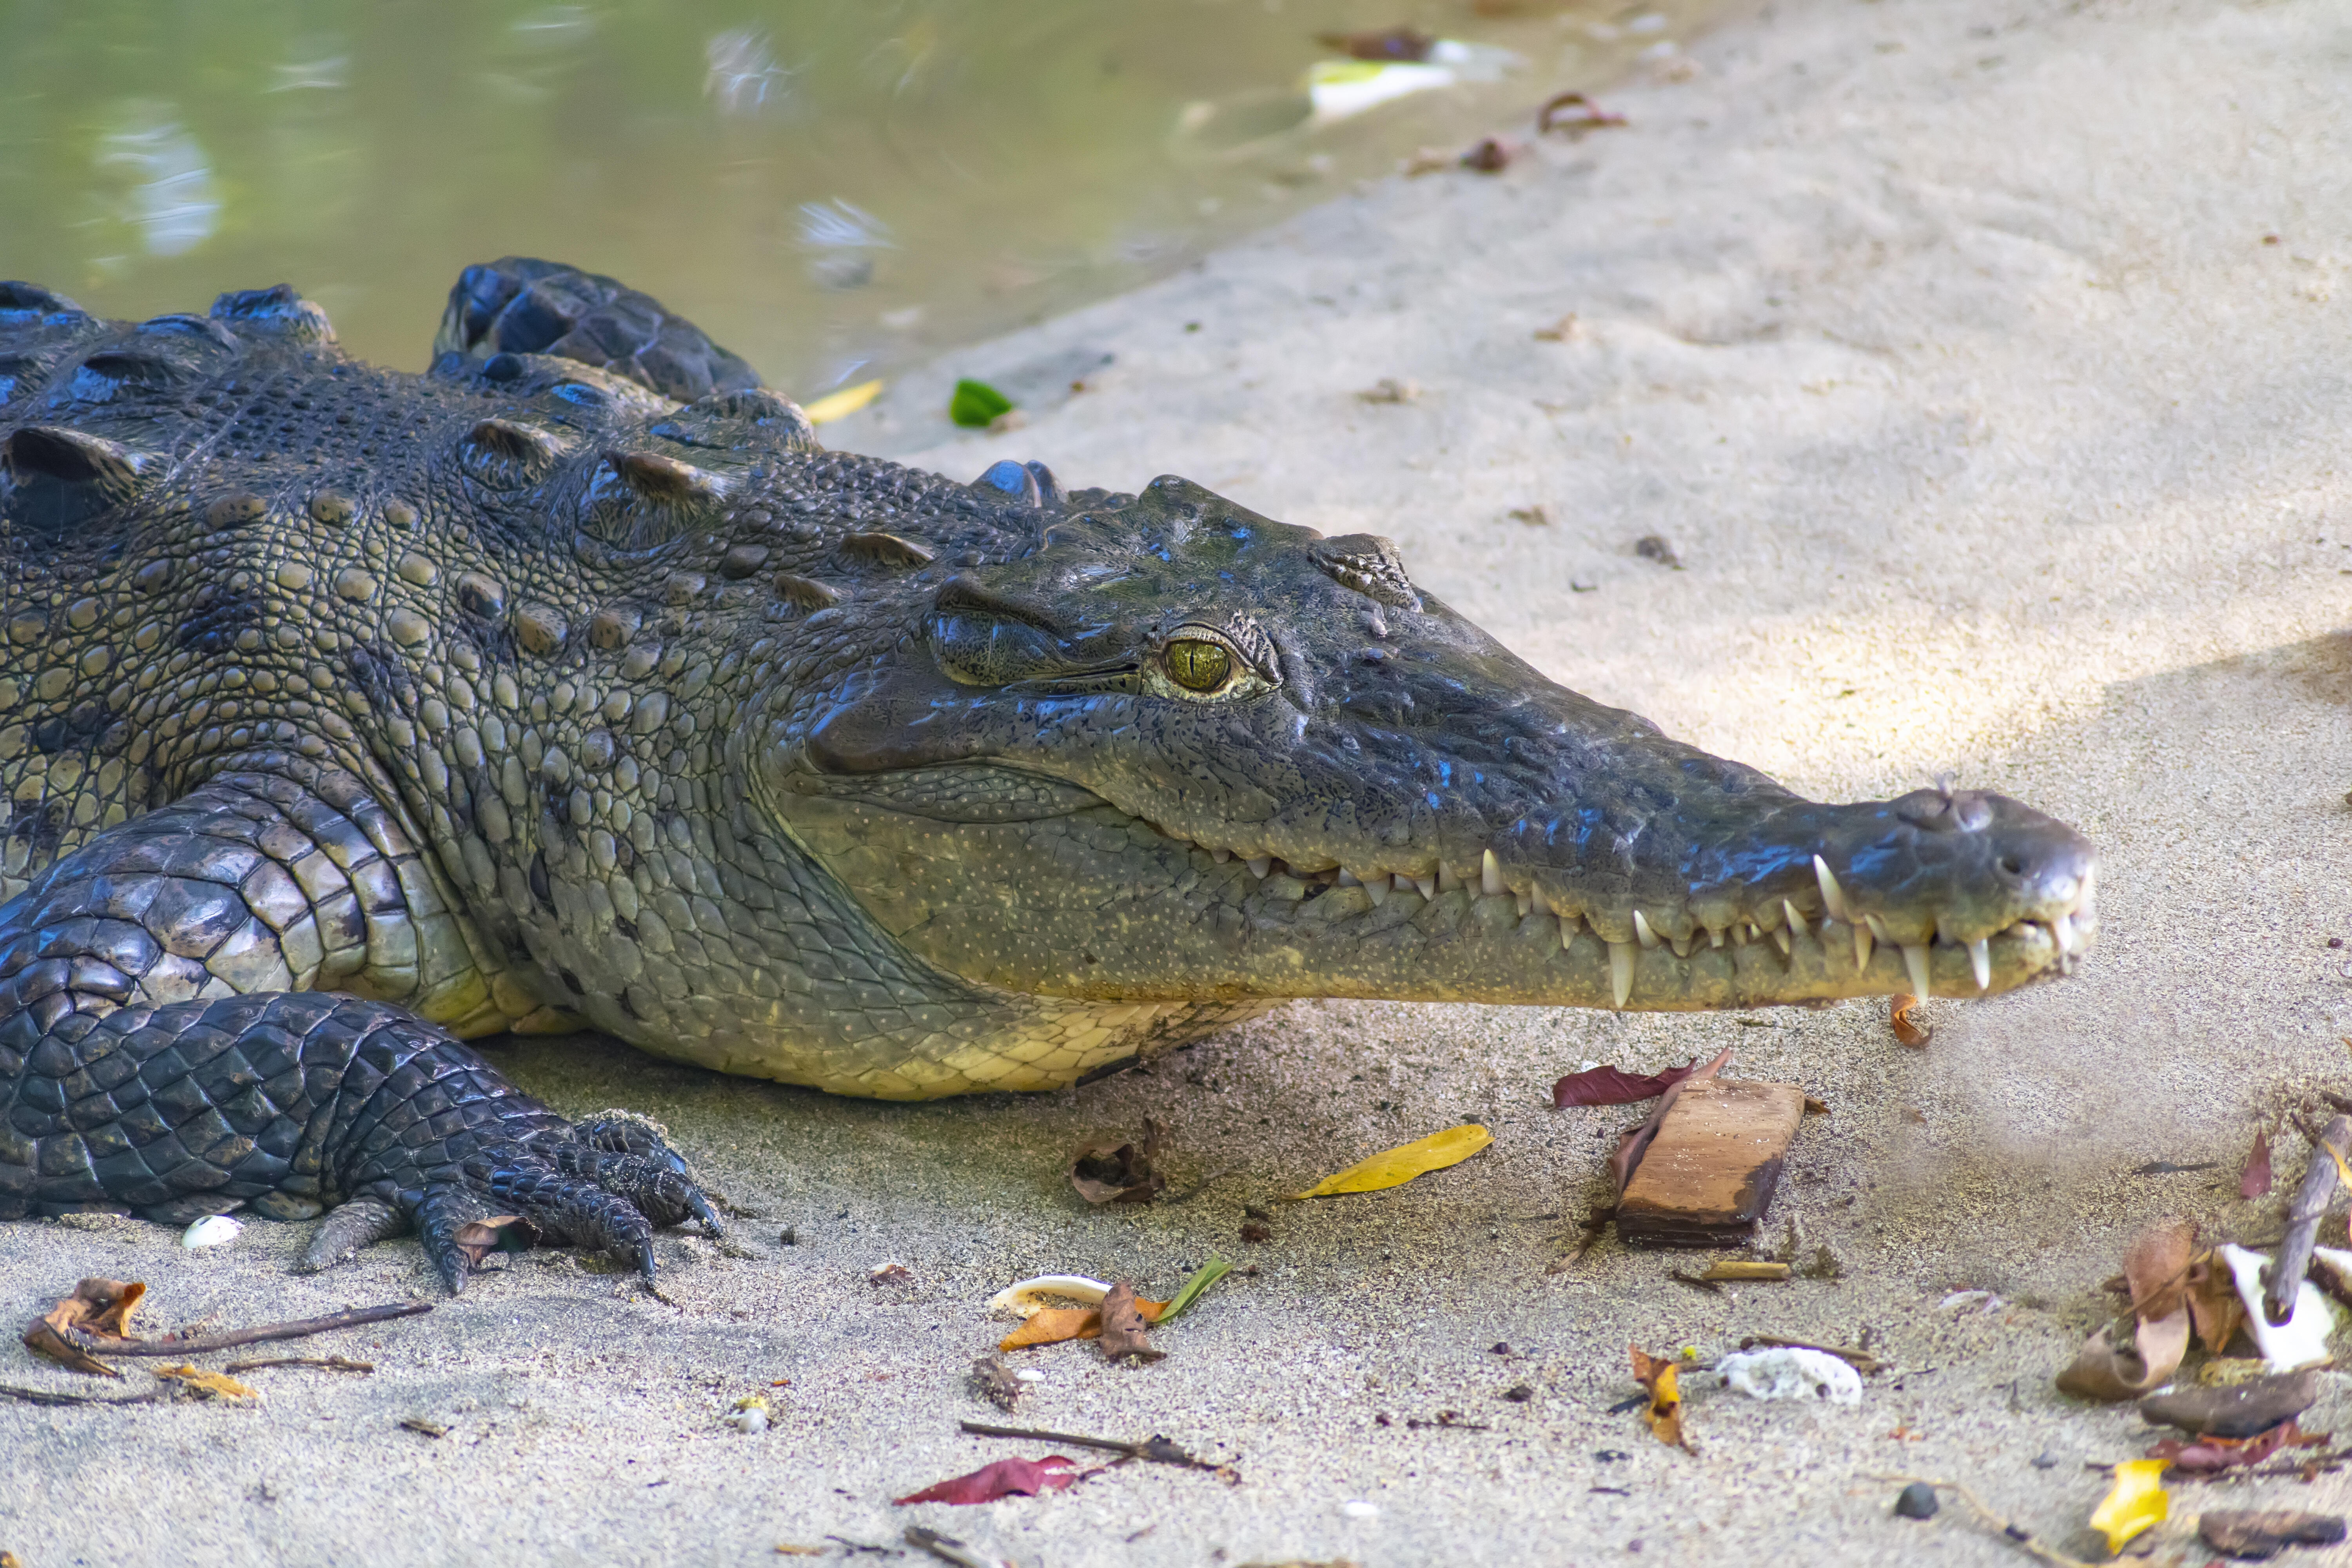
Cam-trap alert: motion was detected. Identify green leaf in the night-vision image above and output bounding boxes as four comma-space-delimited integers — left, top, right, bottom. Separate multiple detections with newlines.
1152, 1257, 1232, 1325
949, 378, 1014, 428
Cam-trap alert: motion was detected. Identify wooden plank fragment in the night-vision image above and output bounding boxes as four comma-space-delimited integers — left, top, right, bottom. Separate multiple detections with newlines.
1617, 1079, 1805, 1248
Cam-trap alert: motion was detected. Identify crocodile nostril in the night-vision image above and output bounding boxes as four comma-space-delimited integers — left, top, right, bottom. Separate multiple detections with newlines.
1997, 856, 2024, 878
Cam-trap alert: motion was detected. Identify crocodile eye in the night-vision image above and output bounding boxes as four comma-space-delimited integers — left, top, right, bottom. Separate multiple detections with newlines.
1164, 637, 1232, 693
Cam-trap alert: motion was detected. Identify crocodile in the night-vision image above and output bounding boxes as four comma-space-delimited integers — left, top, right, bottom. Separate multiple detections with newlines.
0, 259, 2097, 1290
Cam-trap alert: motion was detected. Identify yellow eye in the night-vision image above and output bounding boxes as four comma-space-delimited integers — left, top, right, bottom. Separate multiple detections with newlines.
1164, 637, 1232, 693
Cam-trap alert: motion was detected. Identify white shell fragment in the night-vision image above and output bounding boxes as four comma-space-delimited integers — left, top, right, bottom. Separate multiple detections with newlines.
986, 1274, 1113, 1319
180, 1214, 243, 1249
730, 1395, 769, 1435
2218, 1244, 2340, 1371
1715, 1348, 1863, 1405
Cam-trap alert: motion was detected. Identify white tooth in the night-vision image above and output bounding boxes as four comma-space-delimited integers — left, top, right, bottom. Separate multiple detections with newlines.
2053, 913, 2078, 955
1731, 924, 1749, 947
1412, 875, 1436, 901
1864, 912, 1889, 942
1903, 943, 1933, 1001
1812, 856, 1849, 922
1438, 864, 1460, 895
1969, 937, 1991, 991
1245, 857, 1270, 878
1744, 922, 1761, 943
1783, 899, 1808, 939
1336, 868, 1361, 886
1708, 926, 1724, 948
1670, 934, 1693, 960
1365, 877, 1389, 906
1769, 927, 1791, 956
1633, 910, 1661, 949
1396, 874, 1416, 897
1210, 847, 1230, 863
1854, 921, 1874, 973
1560, 916, 1575, 949
1609, 941, 1634, 1008
1516, 891, 1533, 918
1481, 849, 1505, 897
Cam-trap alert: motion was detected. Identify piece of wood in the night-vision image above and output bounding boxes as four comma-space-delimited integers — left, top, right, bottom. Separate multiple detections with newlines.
1616, 1079, 1805, 1248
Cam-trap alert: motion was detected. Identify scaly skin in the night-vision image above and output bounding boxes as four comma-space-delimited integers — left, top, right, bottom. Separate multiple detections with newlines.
0, 261, 2097, 1289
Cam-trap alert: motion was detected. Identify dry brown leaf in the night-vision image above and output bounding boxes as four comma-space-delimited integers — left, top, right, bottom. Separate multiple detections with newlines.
2184, 1250, 2246, 1355
1096, 1280, 1164, 1364
1628, 1346, 1690, 1452
154, 1363, 257, 1401
1069, 1120, 1167, 1205
2123, 1219, 2196, 1321
996, 1298, 1167, 1352
2241, 1129, 2275, 1199
2055, 1309, 2190, 1401
1889, 995, 1931, 1047
22, 1278, 147, 1376
451, 1215, 539, 1269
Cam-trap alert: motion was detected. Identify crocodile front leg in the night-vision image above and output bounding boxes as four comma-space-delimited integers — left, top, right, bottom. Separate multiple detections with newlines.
0, 758, 719, 1290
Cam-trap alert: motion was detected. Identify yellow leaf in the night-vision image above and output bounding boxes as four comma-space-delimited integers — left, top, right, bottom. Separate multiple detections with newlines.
801, 379, 883, 425
154, 1363, 257, 1401
2088, 1458, 2168, 1554
1290, 1124, 1493, 1199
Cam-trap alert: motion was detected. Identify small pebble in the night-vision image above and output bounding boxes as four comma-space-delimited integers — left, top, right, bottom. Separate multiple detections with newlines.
731, 1403, 769, 1436
1503, 1384, 1535, 1403
1893, 1481, 1939, 1520
181, 1214, 243, 1249
779, 1227, 797, 1245
2031, 1451, 2061, 1469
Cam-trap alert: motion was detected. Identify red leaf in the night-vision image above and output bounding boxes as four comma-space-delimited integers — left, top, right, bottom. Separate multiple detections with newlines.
2148, 1418, 2325, 1472
1553, 1060, 1698, 1109
893, 1455, 1080, 1506
2240, 1130, 2274, 1200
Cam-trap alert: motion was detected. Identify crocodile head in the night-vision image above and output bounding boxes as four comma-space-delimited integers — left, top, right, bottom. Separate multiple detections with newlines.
766, 474, 2095, 1021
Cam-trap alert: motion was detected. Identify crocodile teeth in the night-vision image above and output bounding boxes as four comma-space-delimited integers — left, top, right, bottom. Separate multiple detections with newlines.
1481, 849, 1505, 897
1633, 910, 1661, 949
1412, 875, 1437, 901
1437, 864, 1460, 895
1812, 856, 1849, 922
2052, 912, 2080, 955
1854, 921, 1874, 973
1516, 891, 1534, 918
1969, 937, 1991, 991
1364, 877, 1389, 906
1864, 912, 1890, 943
1783, 899, 1808, 939
1336, 868, 1361, 886
1769, 926, 1791, 956
1210, 847, 1231, 863
1731, 924, 1749, 947
1609, 941, 1635, 1008
1708, 927, 1725, 948
1245, 857, 1270, 878
1902, 943, 1933, 1001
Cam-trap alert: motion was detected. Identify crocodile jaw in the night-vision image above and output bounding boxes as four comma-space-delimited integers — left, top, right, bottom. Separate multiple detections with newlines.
773, 788, 2096, 1012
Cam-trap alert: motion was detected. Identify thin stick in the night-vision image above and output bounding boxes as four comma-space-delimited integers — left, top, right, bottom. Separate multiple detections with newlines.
2265, 1114, 2350, 1324
957, 1419, 1221, 1470
0, 1381, 169, 1408
1871, 1474, 2095, 1568
69, 1301, 430, 1357
221, 1355, 374, 1374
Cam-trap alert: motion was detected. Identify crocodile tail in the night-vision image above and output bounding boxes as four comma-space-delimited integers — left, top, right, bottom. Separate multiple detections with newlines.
430, 256, 763, 403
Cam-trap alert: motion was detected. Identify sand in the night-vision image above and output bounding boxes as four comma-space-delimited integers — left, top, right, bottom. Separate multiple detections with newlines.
6, 0, 2351, 1563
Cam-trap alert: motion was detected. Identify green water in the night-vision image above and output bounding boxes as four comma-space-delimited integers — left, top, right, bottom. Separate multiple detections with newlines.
1, 0, 1709, 397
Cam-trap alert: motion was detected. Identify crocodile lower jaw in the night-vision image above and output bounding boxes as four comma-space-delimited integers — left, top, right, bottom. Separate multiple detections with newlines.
1176, 844, 2092, 1008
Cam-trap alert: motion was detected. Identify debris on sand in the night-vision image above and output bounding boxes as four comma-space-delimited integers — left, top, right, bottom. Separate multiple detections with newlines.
1069, 1120, 1168, 1205
893, 1455, 1080, 1506
2198, 1509, 2346, 1559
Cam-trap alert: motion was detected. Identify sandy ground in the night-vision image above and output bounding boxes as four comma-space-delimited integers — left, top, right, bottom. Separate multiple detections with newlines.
7, 0, 2352, 1563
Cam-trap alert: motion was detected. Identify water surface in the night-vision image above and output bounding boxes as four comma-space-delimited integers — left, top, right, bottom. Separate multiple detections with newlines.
3, 0, 1711, 396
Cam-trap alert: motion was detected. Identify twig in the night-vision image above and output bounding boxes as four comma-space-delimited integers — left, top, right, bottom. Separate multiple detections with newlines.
68, 1301, 430, 1357
958, 1419, 1227, 1473
0, 1381, 170, 1408
221, 1355, 374, 1374
1871, 1474, 2095, 1568
1739, 1335, 1884, 1375
2265, 1113, 2350, 1324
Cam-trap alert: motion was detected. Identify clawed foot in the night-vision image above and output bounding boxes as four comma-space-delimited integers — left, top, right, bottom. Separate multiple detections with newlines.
305, 1112, 722, 1293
